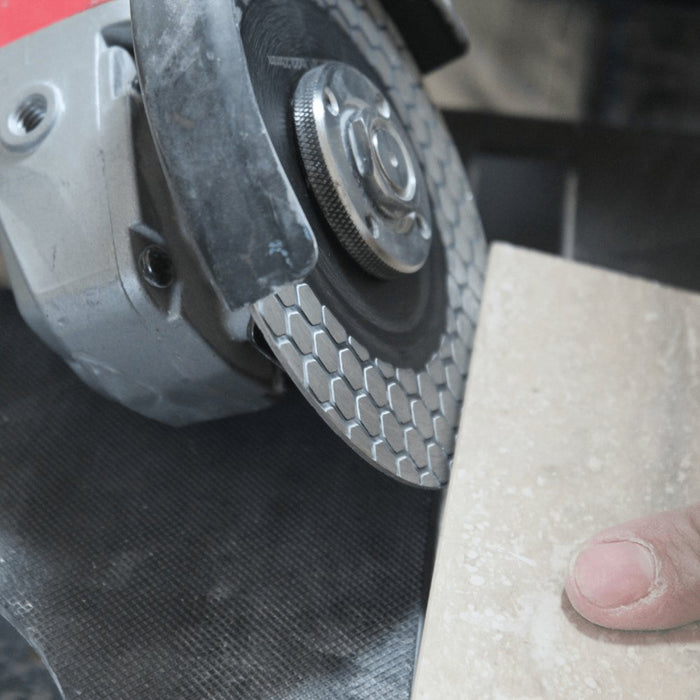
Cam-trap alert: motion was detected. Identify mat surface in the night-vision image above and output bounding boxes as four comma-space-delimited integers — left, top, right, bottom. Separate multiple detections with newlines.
0, 291, 439, 699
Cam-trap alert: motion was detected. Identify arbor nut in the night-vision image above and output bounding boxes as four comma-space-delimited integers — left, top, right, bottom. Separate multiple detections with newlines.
293, 62, 433, 279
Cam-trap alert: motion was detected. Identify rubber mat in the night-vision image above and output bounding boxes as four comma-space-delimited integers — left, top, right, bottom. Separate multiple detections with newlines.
0, 290, 440, 699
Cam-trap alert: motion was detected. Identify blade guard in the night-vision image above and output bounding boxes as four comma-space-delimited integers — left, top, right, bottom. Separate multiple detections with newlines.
130, 0, 319, 309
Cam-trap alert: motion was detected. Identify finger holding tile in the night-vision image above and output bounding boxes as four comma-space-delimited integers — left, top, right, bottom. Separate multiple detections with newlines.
566, 504, 700, 631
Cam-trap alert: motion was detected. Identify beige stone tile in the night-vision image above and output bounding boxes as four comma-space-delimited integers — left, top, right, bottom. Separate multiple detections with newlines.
414, 244, 700, 699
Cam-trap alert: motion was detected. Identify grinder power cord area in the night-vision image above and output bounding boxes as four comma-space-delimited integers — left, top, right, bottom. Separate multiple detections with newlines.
0, 0, 486, 490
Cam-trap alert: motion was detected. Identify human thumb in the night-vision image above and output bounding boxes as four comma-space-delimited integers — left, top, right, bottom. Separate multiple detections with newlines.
565, 504, 700, 630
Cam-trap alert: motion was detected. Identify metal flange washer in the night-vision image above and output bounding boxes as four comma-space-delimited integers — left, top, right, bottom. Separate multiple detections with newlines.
250, 0, 487, 489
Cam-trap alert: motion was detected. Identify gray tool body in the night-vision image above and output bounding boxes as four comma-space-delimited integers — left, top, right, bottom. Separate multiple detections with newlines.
0, 0, 486, 487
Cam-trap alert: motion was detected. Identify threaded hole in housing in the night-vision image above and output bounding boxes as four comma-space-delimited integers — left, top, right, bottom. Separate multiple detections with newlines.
139, 245, 174, 289
10, 94, 48, 135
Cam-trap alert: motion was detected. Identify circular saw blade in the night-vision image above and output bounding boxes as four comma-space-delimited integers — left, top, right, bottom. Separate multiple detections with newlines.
248, 0, 487, 488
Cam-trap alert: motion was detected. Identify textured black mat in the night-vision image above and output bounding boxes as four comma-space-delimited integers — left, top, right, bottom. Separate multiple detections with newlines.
0, 290, 439, 699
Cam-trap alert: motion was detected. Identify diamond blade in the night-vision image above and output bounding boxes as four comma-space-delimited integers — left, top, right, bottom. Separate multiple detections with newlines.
249, 0, 486, 488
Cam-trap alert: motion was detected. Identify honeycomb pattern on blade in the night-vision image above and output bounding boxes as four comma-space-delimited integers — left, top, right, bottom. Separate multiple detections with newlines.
252, 0, 487, 487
